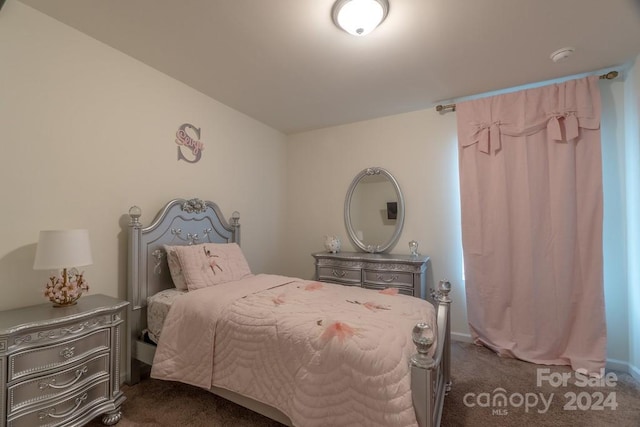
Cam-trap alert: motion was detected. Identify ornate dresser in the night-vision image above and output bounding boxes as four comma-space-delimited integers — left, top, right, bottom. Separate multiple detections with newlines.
0, 294, 128, 427
312, 252, 430, 299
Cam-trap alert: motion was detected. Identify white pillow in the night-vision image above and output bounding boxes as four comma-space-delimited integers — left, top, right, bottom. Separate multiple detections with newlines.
172, 243, 253, 291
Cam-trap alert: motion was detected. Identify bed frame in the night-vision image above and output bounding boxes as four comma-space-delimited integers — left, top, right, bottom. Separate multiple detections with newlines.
125, 198, 452, 427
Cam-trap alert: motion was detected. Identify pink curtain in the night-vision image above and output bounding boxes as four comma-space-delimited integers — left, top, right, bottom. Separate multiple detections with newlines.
456, 76, 606, 374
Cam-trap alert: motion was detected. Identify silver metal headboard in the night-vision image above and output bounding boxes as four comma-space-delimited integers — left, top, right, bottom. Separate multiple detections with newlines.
127, 198, 240, 312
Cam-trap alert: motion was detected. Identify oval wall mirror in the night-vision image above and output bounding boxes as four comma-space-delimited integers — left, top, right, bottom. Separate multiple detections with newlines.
344, 167, 405, 253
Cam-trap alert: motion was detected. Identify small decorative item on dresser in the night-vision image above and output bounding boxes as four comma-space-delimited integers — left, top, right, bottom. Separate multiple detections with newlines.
33, 229, 93, 307
324, 235, 341, 253
409, 240, 419, 256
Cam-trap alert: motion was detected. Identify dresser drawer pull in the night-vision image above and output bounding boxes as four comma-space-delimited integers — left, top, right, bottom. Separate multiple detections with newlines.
332, 269, 347, 278
59, 346, 75, 359
38, 366, 88, 390
376, 274, 399, 283
38, 393, 87, 420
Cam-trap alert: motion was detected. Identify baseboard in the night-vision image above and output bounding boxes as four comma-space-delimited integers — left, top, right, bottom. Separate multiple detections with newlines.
601, 358, 640, 381
630, 363, 640, 382
451, 331, 473, 343
606, 358, 630, 372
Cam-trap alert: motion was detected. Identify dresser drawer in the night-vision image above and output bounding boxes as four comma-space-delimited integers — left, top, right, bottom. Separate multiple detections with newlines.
8, 353, 109, 415
362, 282, 414, 296
362, 270, 414, 288
313, 252, 429, 300
7, 378, 110, 427
317, 266, 361, 285
8, 329, 110, 382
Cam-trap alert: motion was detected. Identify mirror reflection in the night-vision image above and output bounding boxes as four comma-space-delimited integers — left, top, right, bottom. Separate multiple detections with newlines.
345, 167, 404, 253
350, 174, 397, 246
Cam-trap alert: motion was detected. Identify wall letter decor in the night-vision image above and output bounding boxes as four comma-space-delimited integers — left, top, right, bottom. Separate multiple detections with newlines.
175, 123, 205, 163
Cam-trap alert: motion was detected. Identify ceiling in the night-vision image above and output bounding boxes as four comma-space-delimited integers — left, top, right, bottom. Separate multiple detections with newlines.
18, 0, 640, 134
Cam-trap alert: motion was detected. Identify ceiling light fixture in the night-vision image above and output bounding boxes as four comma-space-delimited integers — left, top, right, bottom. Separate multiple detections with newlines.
332, 0, 389, 36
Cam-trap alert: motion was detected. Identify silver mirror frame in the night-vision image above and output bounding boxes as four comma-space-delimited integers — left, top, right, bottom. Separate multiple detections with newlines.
344, 167, 405, 253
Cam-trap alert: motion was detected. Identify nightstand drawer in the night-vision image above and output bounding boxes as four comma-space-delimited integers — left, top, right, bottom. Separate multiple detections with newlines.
362, 270, 414, 288
8, 353, 109, 415
8, 378, 110, 427
9, 329, 109, 382
317, 266, 361, 285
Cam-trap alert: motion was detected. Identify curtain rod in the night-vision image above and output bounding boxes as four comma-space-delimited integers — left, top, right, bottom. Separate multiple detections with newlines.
435, 70, 619, 113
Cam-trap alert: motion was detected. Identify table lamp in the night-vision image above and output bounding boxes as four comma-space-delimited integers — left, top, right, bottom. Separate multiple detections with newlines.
33, 229, 93, 307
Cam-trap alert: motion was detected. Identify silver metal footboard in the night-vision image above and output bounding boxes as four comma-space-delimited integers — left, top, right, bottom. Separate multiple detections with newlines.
410, 280, 452, 427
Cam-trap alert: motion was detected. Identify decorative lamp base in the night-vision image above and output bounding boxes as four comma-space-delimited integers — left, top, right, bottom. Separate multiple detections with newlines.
44, 268, 88, 308
52, 299, 79, 308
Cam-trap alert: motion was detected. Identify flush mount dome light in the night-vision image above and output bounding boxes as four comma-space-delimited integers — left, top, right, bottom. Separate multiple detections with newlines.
332, 0, 389, 36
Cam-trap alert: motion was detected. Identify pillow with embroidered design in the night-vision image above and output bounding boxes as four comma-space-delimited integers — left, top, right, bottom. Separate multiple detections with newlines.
172, 243, 253, 291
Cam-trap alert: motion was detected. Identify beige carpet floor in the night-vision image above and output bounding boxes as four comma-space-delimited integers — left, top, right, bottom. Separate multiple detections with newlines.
89, 341, 640, 426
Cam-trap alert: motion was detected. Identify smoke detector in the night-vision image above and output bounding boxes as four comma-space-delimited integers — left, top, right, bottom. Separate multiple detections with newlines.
550, 47, 575, 63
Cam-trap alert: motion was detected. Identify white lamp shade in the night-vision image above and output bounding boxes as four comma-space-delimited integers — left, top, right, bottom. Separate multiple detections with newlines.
33, 229, 93, 270
333, 0, 389, 36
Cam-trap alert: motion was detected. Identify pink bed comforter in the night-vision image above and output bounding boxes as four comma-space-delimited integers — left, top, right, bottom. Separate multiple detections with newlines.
151, 274, 436, 427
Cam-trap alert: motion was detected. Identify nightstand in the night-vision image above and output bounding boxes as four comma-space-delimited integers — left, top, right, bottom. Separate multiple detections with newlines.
0, 294, 128, 427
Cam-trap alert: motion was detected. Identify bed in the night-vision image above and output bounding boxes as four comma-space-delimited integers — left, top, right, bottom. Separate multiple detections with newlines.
125, 198, 452, 427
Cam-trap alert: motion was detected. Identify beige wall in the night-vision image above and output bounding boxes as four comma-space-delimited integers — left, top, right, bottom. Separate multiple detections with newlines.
0, 2, 288, 311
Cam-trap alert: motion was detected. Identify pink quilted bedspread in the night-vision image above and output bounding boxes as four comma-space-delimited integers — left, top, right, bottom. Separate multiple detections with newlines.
151, 274, 436, 427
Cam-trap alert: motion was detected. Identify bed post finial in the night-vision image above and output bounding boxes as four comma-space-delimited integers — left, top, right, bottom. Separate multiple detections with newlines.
231, 211, 240, 226
429, 280, 452, 303
230, 211, 241, 244
129, 206, 142, 226
410, 322, 435, 369
438, 280, 451, 303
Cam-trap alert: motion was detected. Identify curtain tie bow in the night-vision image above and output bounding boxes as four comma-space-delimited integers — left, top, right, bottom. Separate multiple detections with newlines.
465, 121, 501, 154
547, 112, 579, 141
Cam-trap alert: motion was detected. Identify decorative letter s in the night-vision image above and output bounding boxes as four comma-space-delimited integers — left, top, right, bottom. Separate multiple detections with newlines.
176, 123, 202, 163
